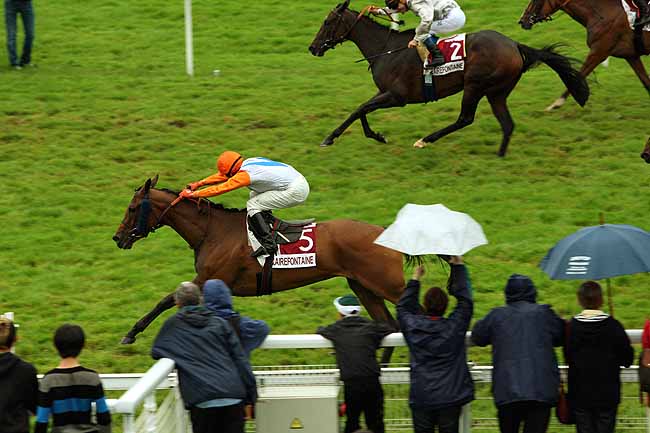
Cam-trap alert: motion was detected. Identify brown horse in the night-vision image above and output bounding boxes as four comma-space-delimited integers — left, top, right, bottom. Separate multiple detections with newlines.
520, 0, 650, 110
112, 176, 405, 352
309, 0, 589, 156
641, 136, 650, 161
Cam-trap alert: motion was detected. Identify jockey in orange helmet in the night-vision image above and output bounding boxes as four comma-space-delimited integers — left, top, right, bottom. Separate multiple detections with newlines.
181, 151, 310, 257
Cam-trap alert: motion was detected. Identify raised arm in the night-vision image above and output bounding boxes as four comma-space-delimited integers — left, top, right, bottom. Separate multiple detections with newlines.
190, 171, 251, 198
446, 259, 474, 336
188, 172, 230, 190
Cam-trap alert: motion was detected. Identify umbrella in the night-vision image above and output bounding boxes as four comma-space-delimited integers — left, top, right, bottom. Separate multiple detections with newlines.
540, 224, 650, 280
373, 203, 488, 256
540, 223, 650, 316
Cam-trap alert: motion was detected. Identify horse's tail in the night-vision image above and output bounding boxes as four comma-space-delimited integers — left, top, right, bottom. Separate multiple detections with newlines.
517, 43, 590, 107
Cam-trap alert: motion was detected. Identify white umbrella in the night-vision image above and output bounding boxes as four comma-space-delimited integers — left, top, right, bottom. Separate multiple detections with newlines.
374, 203, 488, 256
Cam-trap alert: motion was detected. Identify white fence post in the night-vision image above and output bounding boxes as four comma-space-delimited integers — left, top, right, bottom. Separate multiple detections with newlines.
122, 414, 135, 433
646, 406, 650, 433
460, 403, 472, 433
174, 383, 188, 433
184, 0, 194, 76
144, 392, 157, 433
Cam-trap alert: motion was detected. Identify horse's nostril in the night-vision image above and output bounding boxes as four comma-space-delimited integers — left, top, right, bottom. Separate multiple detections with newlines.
112, 235, 120, 242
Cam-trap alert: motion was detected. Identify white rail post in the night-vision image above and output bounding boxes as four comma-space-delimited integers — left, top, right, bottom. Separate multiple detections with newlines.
460, 403, 472, 433
144, 392, 157, 433
174, 380, 187, 433
646, 406, 650, 433
122, 414, 135, 433
184, 0, 194, 76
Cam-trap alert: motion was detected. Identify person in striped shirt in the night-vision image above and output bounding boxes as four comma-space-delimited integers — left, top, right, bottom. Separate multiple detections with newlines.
34, 324, 111, 433
181, 151, 310, 257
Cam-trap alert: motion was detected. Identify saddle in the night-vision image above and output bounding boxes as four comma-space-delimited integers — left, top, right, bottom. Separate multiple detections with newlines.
260, 211, 315, 245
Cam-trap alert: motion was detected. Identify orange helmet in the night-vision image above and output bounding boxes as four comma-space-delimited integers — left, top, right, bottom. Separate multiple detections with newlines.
217, 151, 243, 177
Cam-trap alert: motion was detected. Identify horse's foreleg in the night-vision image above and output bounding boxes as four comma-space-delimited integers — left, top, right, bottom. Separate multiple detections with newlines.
625, 57, 650, 96
546, 49, 609, 111
121, 292, 175, 344
346, 278, 399, 365
320, 92, 404, 147
415, 88, 482, 149
359, 114, 387, 143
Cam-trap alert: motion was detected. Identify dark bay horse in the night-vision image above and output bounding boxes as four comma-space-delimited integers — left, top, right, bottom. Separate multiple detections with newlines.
112, 176, 405, 355
520, 0, 650, 110
309, 0, 589, 157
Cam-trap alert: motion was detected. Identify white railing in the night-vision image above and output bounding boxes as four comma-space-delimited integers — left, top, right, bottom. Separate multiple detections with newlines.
107, 330, 648, 433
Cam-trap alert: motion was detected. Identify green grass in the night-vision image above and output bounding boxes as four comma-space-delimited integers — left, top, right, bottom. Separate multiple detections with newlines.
1, 0, 650, 428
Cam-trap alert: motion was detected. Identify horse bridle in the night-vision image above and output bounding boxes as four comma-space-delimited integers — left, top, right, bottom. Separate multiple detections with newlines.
128, 192, 184, 240
526, 0, 572, 24
319, 9, 358, 51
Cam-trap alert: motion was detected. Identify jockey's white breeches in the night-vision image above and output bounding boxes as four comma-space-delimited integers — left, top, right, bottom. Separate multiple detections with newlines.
246, 175, 310, 217
429, 7, 465, 35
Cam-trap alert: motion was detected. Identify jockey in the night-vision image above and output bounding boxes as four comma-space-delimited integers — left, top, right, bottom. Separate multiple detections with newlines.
180, 151, 310, 257
374, 0, 465, 67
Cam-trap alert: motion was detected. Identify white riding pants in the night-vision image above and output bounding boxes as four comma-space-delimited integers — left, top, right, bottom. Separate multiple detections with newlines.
246, 175, 310, 217
429, 7, 466, 35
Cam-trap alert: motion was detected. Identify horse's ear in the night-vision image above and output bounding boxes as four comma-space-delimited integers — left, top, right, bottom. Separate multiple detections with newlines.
151, 174, 159, 188
144, 178, 152, 193
341, 0, 350, 9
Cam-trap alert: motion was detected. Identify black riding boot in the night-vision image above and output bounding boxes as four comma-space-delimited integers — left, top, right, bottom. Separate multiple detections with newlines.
636, 0, 650, 27
423, 35, 445, 68
249, 213, 277, 257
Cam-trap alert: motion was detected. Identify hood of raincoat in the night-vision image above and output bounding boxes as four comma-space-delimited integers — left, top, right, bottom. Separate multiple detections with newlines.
203, 279, 238, 318
505, 274, 537, 304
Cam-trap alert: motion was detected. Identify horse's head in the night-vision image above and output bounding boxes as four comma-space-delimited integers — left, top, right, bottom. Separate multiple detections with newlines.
519, 0, 559, 29
113, 175, 163, 249
309, 0, 356, 56
641, 137, 650, 163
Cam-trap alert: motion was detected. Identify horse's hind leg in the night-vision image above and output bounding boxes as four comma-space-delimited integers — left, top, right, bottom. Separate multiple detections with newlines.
121, 292, 175, 344
321, 91, 404, 146
415, 87, 482, 148
487, 93, 515, 157
346, 278, 399, 365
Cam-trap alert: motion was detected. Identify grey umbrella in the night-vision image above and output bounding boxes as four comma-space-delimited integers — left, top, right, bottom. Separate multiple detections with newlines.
540, 223, 650, 315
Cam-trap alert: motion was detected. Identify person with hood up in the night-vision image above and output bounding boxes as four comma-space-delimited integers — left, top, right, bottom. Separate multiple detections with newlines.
471, 274, 564, 433
565, 281, 633, 433
397, 256, 474, 433
152, 282, 257, 433
317, 294, 394, 433
0, 317, 38, 433
203, 279, 270, 359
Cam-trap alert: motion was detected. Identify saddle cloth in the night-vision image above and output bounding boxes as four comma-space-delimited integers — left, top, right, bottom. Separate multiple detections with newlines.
247, 213, 317, 268
420, 34, 467, 76
622, 0, 650, 30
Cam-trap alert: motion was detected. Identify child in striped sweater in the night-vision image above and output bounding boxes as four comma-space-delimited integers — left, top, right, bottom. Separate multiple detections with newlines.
34, 324, 111, 433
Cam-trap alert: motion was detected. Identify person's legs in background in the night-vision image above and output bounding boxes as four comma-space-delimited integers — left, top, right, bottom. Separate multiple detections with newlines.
4, 0, 18, 67
18, 0, 33, 66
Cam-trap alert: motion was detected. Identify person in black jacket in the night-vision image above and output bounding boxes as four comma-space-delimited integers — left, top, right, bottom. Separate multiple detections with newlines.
152, 282, 257, 433
0, 317, 38, 433
397, 256, 474, 433
317, 294, 394, 433
565, 281, 634, 433
471, 274, 564, 433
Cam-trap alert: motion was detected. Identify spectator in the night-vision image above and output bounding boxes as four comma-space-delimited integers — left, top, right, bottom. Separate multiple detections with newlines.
565, 281, 633, 433
397, 256, 474, 433
0, 317, 38, 433
471, 274, 564, 433
317, 294, 393, 433
4, 0, 34, 69
203, 279, 270, 358
34, 324, 111, 433
152, 282, 257, 433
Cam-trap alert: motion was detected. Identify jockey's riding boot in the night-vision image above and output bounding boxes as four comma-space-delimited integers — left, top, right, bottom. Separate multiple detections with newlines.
249, 213, 277, 257
423, 35, 444, 68
636, 0, 650, 27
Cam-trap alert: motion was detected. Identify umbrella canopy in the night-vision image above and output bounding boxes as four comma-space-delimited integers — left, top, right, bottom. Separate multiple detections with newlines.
373, 203, 488, 256
540, 224, 650, 280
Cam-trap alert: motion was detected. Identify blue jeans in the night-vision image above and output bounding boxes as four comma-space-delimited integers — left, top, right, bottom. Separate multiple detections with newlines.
4, 0, 34, 66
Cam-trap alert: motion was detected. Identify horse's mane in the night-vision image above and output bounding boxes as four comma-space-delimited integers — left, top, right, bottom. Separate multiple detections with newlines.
355, 10, 415, 37
158, 188, 245, 213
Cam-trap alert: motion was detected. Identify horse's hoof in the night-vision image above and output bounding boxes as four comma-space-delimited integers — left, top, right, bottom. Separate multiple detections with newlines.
121, 336, 136, 345
373, 134, 387, 144
413, 139, 427, 148
544, 98, 566, 112
320, 138, 334, 147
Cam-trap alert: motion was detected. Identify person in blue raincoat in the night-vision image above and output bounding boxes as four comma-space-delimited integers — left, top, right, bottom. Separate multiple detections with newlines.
203, 279, 270, 359
397, 255, 474, 433
471, 274, 564, 433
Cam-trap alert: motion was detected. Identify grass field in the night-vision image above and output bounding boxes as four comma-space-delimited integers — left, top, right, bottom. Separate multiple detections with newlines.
1, 0, 650, 427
